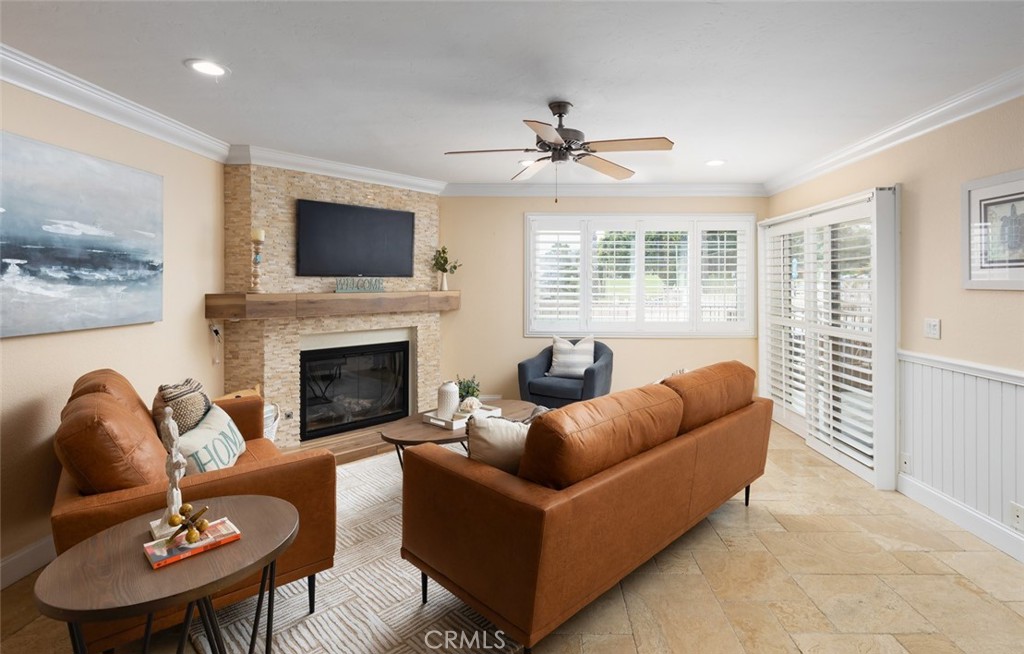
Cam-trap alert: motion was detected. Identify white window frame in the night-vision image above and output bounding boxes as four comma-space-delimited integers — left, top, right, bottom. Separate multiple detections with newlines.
525, 213, 756, 338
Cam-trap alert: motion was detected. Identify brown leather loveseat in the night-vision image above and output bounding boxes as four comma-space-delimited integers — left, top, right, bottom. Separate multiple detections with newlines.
401, 361, 772, 651
49, 369, 337, 653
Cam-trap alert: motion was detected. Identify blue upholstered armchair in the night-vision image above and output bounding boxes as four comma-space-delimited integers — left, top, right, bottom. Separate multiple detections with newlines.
517, 339, 614, 409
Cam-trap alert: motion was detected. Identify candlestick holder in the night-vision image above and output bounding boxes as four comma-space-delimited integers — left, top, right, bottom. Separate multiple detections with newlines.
250, 237, 265, 293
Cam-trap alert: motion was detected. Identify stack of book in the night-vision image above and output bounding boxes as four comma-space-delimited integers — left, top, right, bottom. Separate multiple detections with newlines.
143, 517, 241, 569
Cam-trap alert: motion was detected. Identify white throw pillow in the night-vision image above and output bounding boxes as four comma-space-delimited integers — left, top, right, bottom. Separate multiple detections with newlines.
467, 412, 531, 474
178, 405, 247, 475
547, 335, 595, 379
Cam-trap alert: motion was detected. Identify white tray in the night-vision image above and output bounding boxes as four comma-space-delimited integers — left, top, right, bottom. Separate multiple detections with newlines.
421, 405, 502, 430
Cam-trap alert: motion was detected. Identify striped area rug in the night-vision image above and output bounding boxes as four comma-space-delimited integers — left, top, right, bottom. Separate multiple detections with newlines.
191, 448, 520, 654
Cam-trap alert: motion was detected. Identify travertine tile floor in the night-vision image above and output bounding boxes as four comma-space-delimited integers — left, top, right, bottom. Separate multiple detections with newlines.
4, 423, 1024, 653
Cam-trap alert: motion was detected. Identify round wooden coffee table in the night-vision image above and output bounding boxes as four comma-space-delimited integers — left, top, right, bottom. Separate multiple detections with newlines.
34, 494, 298, 654
380, 399, 536, 468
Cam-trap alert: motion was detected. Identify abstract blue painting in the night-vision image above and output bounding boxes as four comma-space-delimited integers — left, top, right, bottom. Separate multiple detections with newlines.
1, 133, 163, 338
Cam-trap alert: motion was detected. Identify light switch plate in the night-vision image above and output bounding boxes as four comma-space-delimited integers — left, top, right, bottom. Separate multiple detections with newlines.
924, 318, 941, 339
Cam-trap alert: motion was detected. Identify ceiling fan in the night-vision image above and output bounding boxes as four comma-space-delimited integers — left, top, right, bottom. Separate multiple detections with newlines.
445, 101, 674, 181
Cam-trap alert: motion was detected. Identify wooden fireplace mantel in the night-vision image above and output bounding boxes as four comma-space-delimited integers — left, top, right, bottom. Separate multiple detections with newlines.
204, 290, 460, 320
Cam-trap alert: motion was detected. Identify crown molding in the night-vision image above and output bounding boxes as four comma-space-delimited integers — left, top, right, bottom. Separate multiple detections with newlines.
0, 44, 230, 161
441, 182, 767, 198
766, 66, 1024, 195
227, 145, 447, 195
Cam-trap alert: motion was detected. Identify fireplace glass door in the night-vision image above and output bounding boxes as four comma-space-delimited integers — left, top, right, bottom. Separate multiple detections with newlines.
300, 341, 409, 441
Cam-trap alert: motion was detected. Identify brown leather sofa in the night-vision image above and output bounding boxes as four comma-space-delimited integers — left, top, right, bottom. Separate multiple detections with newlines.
50, 369, 337, 653
401, 361, 772, 651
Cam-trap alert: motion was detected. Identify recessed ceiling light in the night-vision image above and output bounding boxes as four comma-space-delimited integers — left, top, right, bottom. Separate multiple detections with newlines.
705, 159, 727, 167
184, 59, 229, 77
519, 159, 535, 167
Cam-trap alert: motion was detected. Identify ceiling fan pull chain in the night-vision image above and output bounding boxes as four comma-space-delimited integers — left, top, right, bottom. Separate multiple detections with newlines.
555, 164, 559, 204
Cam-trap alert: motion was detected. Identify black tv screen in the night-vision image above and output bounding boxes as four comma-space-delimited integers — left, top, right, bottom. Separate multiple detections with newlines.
296, 199, 415, 277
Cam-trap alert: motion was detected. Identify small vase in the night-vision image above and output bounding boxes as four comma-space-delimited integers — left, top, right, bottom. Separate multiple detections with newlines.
437, 380, 459, 420
440, 272, 448, 291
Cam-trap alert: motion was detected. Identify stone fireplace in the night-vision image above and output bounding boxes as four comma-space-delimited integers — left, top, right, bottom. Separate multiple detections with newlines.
215, 161, 447, 452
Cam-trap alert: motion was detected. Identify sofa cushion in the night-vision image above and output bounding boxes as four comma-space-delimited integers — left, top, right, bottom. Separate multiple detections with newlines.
517, 384, 683, 489
54, 393, 168, 495
547, 335, 595, 379
232, 437, 281, 466
661, 361, 755, 434
64, 368, 153, 429
178, 405, 247, 475
528, 375, 584, 400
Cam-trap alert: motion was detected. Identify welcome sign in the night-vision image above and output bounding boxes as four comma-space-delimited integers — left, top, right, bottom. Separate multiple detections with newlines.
336, 277, 385, 293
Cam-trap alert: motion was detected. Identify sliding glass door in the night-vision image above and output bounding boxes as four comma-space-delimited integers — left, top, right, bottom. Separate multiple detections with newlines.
760, 189, 898, 488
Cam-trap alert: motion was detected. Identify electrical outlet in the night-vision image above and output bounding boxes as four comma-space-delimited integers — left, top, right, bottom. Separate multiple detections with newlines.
1012, 502, 1024, 533
923, 318, 941, 339
900, 453, 912, 474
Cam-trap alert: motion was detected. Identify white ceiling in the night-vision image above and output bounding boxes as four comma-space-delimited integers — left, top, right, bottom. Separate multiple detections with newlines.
2, 2, 1022, 190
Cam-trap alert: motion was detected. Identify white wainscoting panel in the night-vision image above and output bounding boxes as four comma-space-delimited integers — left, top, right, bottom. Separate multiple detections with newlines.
899, 351, 1024, 559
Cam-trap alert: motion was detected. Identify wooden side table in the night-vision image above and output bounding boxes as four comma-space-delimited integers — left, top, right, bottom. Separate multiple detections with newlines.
380, 399, 536, 468
34, 495, 298, 654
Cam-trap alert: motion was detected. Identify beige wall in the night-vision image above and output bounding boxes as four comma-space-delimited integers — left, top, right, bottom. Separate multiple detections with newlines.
0, 84, 225, 556
438, 196, 767, 399
769, 98, 1024, 370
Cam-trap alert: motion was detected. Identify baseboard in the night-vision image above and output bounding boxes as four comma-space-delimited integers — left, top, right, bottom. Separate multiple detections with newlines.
1, 535, 56, 589
897, 474, 1024, 563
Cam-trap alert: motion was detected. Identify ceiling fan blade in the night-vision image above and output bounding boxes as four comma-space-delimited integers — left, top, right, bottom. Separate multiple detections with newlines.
511, 157, 550, 181
575, 154, 635, 180
583, 137, 674, 152
444, 148, 538, 155
523, 120, 565, 146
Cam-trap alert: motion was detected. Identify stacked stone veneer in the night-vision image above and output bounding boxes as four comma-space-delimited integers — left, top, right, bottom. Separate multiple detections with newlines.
222, 164, 441, 447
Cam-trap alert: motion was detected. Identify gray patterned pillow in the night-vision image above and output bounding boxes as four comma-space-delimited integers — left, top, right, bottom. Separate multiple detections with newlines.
152, 378, 211, 436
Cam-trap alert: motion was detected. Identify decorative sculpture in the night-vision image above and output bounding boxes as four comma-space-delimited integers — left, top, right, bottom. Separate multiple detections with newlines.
165, 503, 211, 545
150, 407, 188, 539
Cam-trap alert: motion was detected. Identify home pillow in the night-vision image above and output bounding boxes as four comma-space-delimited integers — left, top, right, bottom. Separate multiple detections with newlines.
178, 405, 247, 475
467, 412, 531, 474
547, 335, 595, 379
152, 378, 211, 436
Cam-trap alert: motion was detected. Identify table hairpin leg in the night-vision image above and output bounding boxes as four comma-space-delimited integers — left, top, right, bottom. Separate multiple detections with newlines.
393, 444, 405, 469
197, 598, 225, 654
142, 612, 154, 652
202, 597, 228, 654
265, 559, 278, 654
177, 601, 197, 654
67, 622, 86, 654
248, 564, 270, 654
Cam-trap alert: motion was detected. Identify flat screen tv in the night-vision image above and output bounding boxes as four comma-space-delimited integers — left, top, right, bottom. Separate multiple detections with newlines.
296, 199, 415, 277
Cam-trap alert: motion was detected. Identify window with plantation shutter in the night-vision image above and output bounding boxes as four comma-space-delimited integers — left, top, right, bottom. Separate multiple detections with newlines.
526, 214, 755, 337
759, 188, 898, 489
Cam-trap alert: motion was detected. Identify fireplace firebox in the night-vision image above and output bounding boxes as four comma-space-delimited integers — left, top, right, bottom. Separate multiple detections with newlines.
299, 341, 409, 441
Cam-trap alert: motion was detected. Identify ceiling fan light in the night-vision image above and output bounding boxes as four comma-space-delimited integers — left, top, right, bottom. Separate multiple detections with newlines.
705, 159, 727, 167
185, 58, 229, 77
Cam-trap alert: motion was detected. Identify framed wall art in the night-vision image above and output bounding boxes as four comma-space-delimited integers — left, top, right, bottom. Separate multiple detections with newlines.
962, 168, 1024, 290
0, 132, 164, 337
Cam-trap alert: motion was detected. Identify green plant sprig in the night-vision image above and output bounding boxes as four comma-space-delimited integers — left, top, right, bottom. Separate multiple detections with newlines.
456, 375, 480, 401
432, 246, 461, 274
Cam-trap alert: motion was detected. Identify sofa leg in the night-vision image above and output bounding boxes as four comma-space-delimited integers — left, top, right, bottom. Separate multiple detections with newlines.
744, 485, 750, 506
308, 574, 316, 614
421, 572, 428, 604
